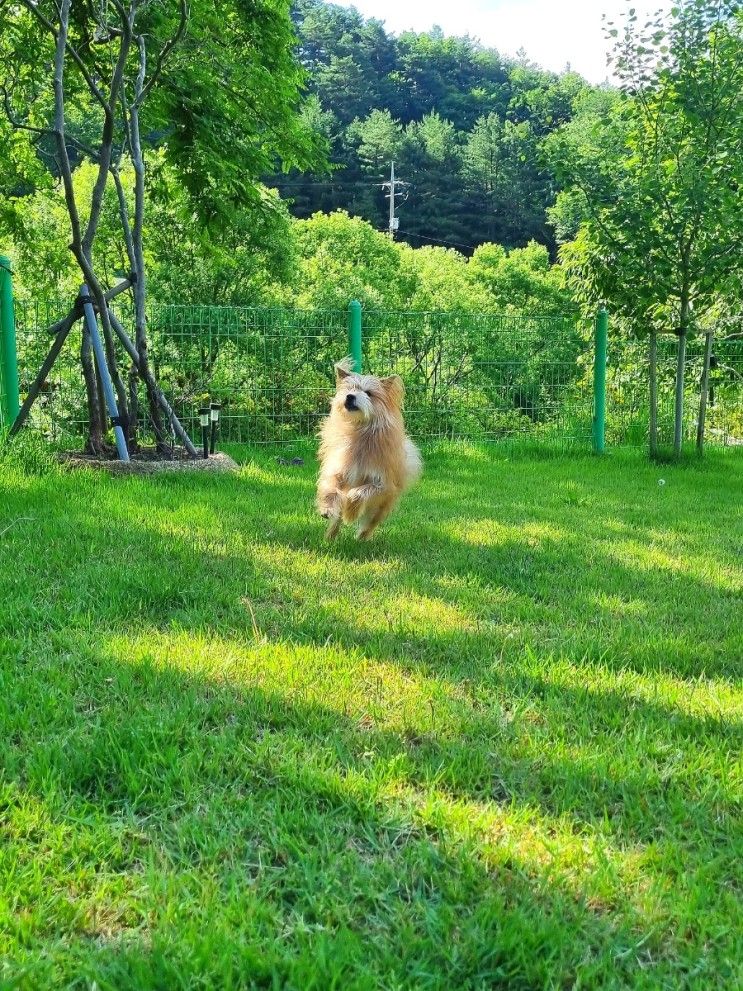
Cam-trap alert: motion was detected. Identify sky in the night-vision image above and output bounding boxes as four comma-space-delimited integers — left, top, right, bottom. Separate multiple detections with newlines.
334, 0, 673, 83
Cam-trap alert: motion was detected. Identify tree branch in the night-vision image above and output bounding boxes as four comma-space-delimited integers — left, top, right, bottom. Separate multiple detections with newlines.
44, 277, 134, 336
51, 0, 84, 252
81, 0, 137, 256
111, 164, 137, 274
0, 86, 55, 137
107, 309, 198, 457
16, 0, 110, 112
136, 0, 189, 106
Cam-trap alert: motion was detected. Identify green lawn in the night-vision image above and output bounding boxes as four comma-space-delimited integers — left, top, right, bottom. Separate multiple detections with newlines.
1, 442, 741, 990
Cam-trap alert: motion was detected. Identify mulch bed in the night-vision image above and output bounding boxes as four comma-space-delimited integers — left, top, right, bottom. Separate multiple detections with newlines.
58, 448, 239, 475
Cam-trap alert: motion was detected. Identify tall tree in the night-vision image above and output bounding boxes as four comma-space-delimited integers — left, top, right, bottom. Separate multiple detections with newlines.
284, 4, 586, 252
348, 109, 403, 174
552, 0, 743, 456
463, 115, 548, 247
397, 113, 464, 247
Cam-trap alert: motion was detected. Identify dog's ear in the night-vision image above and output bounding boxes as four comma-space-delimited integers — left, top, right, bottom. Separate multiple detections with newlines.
381, 374, 404, 407
334, 358, 354, 383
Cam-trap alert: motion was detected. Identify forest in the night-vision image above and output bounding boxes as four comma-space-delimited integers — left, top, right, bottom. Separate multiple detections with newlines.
275, 0, 592, 254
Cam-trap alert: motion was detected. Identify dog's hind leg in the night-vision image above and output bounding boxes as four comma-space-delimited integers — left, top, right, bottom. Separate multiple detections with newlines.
357, 494, 397, 541
343, 482, 382, 524
317, 477, 341, 517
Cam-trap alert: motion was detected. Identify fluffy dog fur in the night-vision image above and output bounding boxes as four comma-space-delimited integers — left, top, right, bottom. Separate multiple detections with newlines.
316, 360, 422, 540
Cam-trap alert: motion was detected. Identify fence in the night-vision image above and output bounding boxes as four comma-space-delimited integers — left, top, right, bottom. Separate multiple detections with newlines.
605, 328, 743, 447
9, 295, 743, 450
13, 300, 603, 447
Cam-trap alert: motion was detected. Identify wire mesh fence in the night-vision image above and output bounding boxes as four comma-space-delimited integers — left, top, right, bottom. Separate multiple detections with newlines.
12, 298, 743, 449
606, 329, 743, 448
363, 310, 592, 441
14, 301, 596, 446
147, 304, 349, 443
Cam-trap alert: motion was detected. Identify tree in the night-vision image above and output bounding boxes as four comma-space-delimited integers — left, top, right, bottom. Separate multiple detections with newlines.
463, 114, 548, 247
551, 1, 743, 456
469, 241, 573, 315
395, 113, 465, 248
284, 6, 589, 254
348, 110, 403, 174
0, 0, 322, 454
286, 210, 404, 310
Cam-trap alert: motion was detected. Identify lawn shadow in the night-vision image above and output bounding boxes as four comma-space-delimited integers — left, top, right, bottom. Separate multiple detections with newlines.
1, 447, 741, 986
3, 644, 662, 989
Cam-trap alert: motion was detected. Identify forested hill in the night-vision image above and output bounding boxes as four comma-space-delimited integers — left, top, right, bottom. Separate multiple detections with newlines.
272, 0, 601, 254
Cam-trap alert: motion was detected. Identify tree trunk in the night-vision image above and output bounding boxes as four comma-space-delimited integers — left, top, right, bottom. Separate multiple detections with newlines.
8, 0, 190, 460
128, 361, 140, 451
673, 330, 687, 457
98, 306, 130, 435
130, 38, 167, 452
673, 273, 692, 458
81, 275, 129, 452
94, 359, 107, 439
649, 330, 658, 459
107, 307, 199, 458
696, 330, 714, 455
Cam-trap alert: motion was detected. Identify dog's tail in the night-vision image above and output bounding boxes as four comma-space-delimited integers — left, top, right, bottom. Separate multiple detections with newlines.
404, 437, 423, 487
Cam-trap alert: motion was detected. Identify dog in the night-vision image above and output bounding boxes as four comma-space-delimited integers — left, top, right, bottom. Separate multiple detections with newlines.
316, 359, 422, 540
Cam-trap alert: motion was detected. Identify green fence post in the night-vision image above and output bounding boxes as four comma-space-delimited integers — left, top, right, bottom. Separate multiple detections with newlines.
0, 255, 20, 428
348, 300, 362, 373
592, 308, 608, 454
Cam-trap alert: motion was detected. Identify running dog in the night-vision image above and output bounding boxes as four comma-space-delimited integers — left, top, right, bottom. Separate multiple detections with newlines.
316, 360, 422, 540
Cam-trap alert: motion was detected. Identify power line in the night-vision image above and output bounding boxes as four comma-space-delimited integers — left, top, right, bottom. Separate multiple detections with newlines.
267, 179, 392, 190
397, 229, 478, 251
269, 174, 514, 194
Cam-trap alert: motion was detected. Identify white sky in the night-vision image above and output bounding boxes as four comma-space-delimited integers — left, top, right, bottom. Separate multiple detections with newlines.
334, 0, 673, 83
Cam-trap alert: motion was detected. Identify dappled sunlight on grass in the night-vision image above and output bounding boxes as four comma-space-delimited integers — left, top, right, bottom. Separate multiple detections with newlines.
590, 592, 650, 619
602, 535, 741, 593
523, 655, 743, 722
89, 631, 663, 925
1, 444, 742, 987
439, 516, 567, 548
322, 591, 479, 637
250, 542, 406, 583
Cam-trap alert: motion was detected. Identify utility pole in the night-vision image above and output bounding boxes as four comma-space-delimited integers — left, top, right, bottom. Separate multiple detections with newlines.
382, 161, 406, 239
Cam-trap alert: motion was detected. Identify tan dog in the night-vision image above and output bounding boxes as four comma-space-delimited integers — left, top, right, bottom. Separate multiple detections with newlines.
317, 360, 422, 540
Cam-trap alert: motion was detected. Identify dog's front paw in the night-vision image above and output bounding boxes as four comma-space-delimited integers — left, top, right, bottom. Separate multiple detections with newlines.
318, 492, 341, 520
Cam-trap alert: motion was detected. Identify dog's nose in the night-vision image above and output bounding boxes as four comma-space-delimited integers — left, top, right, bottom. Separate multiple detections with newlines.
345, 394, 357, 410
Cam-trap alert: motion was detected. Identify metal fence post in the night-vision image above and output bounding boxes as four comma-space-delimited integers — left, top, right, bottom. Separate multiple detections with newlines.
0, 255, 20, 428
593, 308, 608, 453
80, 284, 129, 461
348, 300, 362, 373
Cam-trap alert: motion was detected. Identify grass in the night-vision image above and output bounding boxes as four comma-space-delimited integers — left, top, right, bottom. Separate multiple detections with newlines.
0, 439, 741, 990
